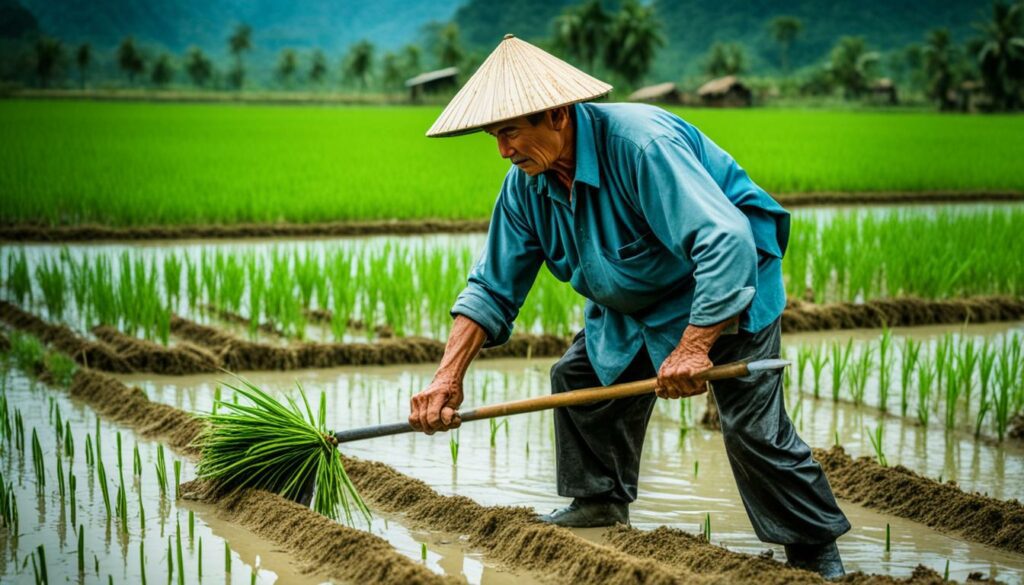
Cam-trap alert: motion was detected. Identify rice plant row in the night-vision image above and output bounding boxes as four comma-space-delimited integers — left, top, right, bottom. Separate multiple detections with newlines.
789, 330, 1024, 441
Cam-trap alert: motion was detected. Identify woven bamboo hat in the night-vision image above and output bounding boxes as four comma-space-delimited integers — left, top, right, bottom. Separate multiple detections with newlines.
426, 34, 613, 138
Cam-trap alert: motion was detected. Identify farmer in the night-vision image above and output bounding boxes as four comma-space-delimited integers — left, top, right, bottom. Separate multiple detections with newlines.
408, 35, 849, 578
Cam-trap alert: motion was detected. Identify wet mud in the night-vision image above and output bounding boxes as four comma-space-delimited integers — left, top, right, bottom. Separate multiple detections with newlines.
1, 300, 133, 372
180, 480, 458, 585
815, 446, 1024, 556
782, 297, 1024, 332
3, 192, 1022, 242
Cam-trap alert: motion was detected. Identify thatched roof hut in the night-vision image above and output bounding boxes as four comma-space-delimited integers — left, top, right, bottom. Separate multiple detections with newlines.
696, 75, 751, 108
406, 67, 458, 101
869, 78, 898, 105
628, 82, 683, 104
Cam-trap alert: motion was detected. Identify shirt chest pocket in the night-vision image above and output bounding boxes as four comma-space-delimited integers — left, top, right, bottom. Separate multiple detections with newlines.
615, 230, 660, 260
590, 231, 686, 314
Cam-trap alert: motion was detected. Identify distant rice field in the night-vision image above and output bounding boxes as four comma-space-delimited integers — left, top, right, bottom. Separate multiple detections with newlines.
1, 99, 1022, 226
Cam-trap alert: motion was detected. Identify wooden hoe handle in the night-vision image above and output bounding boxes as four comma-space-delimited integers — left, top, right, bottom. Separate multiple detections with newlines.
332, 360, 751, 444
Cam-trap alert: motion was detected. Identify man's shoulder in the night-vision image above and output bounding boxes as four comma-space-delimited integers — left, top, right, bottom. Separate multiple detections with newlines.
582, 102, 692, 151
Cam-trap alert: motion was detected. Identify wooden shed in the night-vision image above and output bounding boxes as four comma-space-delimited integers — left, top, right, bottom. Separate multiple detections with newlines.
405, 67, 458, 101
696, 75, 752, 108
628, 82, 683, 104
869, 78, 899, 105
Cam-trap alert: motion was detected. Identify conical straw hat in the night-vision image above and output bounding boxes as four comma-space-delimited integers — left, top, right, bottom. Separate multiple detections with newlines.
426, 34, 613, 138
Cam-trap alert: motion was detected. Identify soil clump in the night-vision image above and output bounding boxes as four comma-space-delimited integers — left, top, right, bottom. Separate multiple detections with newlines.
782, 297, 1024, 332
1, 300, 133, 372
815, 446, 1024, 555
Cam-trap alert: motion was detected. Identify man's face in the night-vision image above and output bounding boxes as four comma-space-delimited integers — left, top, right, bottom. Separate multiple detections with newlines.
483, 109, 569, 176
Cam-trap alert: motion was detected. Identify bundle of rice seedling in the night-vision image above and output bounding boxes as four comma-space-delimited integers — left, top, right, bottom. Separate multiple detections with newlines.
196, 376, 370, 526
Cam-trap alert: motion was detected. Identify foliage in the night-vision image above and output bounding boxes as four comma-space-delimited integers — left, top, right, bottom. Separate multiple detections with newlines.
553, 0, 610, 71
197, 377, 371, 526
33, 36, 63, 88
227, 24, 252, 90
117, 37, 145, 85
704, 42, 746, 77
603, 0, 664, 86
923, 28, 961, 109
969, 0, 1024, 111
184, 47, 212, 87
343, 40, 375, 90
768, 16, 803, 73
309, 50, 327, 85
275, 49, 297, 88
150, 54, 173, 87
828, 36, 880, 98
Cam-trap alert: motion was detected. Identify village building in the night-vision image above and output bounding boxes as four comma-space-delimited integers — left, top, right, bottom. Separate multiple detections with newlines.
696, 75, 752, 107
405, 67, 458, 101
628, 82, 684, 104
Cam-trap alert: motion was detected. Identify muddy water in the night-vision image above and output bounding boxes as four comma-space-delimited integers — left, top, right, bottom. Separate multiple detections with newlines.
123, 348, 1024, 582
0, 367, 333, 584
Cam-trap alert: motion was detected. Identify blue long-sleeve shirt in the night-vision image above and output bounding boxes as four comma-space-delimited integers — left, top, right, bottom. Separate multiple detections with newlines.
451, 102, 791, 385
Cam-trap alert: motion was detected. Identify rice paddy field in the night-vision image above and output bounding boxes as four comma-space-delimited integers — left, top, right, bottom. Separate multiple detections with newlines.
2, 97, 1024, 584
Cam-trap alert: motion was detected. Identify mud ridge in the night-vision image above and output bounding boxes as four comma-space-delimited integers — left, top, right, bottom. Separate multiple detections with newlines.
92, 325, 220, 374
3, 192, 1022, 242
171, 315, 569, 370
815, 446, 1024, 555
0, 300, 133, 372
782, 296, 1024, 332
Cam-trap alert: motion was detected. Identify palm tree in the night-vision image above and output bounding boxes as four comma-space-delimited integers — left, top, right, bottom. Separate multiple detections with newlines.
117, 37, 145, 85
553, 0, 610, 71
437, 23, 463, 69
343, 40, 374, 91
604, 0, 663, 86
923, 29, 959, 110
402, 44, 422, 77
768, 16, 802, 74
309, 50, 327, 85
970, 0, 1024, 111
276, 48, 298, 88
381, 52, 404, 90
34, 37, 63, 88
151, 54, 173, 88
185, 47, 213, 88
228, 23, 252, 90
75, 43, 91, 89
829, 36, 879, 99
704, 42, 746, 77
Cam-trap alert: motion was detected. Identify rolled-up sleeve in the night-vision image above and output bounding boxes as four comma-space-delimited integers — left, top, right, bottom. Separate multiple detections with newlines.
634, 136, 758, 326
450, 171, 543, 346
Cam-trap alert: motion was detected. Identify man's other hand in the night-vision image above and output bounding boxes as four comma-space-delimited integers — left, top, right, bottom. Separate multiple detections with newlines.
409, 375, 464, 434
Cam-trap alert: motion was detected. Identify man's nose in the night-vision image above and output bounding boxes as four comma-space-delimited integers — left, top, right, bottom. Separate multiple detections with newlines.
496, 136, 515, 159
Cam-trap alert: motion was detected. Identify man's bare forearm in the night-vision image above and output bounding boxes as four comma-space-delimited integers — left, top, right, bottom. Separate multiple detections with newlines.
677, 315, 738, 356
435, 315, 488, 382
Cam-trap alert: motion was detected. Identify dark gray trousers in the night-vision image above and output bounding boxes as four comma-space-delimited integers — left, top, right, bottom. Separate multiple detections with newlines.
550, 318, 851, 545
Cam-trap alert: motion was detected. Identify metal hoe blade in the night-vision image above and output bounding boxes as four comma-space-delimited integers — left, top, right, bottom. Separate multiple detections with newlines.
745, 358, 792, 373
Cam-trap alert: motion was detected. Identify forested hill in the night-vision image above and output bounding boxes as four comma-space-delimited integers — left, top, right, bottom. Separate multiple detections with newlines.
15, 0, 463, 54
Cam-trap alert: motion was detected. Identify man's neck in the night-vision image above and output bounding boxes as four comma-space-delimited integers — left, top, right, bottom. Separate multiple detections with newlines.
550, 118, 577, 194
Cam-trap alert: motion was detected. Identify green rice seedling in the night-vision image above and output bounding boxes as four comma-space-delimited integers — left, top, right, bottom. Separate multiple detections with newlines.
77, 525, 84, 574
197, 537, 202, 579
934, 334, 952, 389
35, 258, 68, 320
848, 346, 874, 407
69, 474, 76, 526
958, 339, 978, 403
976, 341, 997, 437
43, 350, 76, 387
811, 346, 827, 401
176, 517, 185, 585
84, 433, 94, 466
225, 542, 231, 574
212, 385, 221, 415
994, 350, 1016, 441
694, 460, 699, 478
186, 258, 200, 310
116, 431, 123, 475
56, 455, 65, 501
834, 431, 840, 447
134, 443, 142, 477
155, 444, 168, 496
167, 536, 174, 584
64, 421, 74, 459
15, 410, 24, 452
116, 477, 128, 531
140, 541, 147, 585
885, 523, 891, 552
943, 559, 949, 581
188, 509, 194, 540
421, 542, 427, 561
97, 457, 112, 520
36, 544, 48, 585
251, 556, 260, 585
489, 418, 507, 448
174, 460, 181, 498
829, 339, 853, 402
7, 250, 32, 304
449, 429, 460, 466
164, 254, 182, 307
95, 417, 101, 458
703, 513, 711, 542
877, 328, 893, 412
197, 377, 371, 526
12, 332, 45, 374
867, 425, 887, 467
796, 345, 811, 389
944, 361, 962, 430
138, 489, 145, 531
899, 338, 921, 417
31, 428, 45, 490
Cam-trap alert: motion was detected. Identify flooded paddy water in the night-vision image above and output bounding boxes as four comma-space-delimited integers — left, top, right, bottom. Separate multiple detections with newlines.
119, 320, 1024, 581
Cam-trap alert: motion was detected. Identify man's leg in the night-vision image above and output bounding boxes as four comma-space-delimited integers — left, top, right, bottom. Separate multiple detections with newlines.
709, 317, 849, 577
539, 330, 657, 526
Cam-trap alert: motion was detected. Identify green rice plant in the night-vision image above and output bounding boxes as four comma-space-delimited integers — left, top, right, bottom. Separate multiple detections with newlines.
225, 542, 231, 574
421, 542, 427, 561
138, 488, 145, 531
77, 525, 85, 574
848, 345, 874, 407
14, 410, 24, 453
899, 338, 921, 417
958, 339, 978, 403
976, 341, 997, 437
155, 444, 168, 496
885, 523, 891, 553
186, 258, 200, 310
917, 357, 935, 426
943, 559, 950, 581
84, 433, 94, 466
36, 544, 48, 585
174, 460, 181, 498
489, 418, 508, 448
56, 455, 65, 501
139, 541, 147, 585
64, 421, 74, 459
176, 517, 185, 585
796, 345, 811, 390
116, 431, 123, 475
197, 377, 371, 526
811, 344, 832, 399
95, 416, 101, 455
97, 457, 112, 520
189, 509, 194, 540
35, 258, 67, 320
944, 361, 962, 431
693, 460, 699, 478
829, 339, 853, 402
31, 428, 45, 490
11, 332, 45, 374
69, 474, 76, 526
994, 349, 1017, 441
934, 334, 952, 389
197, 537, 202, 579
703, 513, 711, 542
867, 425, 887, 467
877, 328, 893, 412
449, 429, 460, 466
133, 443, 142, 477
6, 251, 31, 304
164, 254, 182, 307
167, 536, 174, 584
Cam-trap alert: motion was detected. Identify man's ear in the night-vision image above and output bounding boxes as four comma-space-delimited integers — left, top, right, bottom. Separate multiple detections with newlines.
550, 106, 571, 131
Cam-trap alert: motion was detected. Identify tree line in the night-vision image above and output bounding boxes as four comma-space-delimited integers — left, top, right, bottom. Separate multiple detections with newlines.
15, 0, 1024, 111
